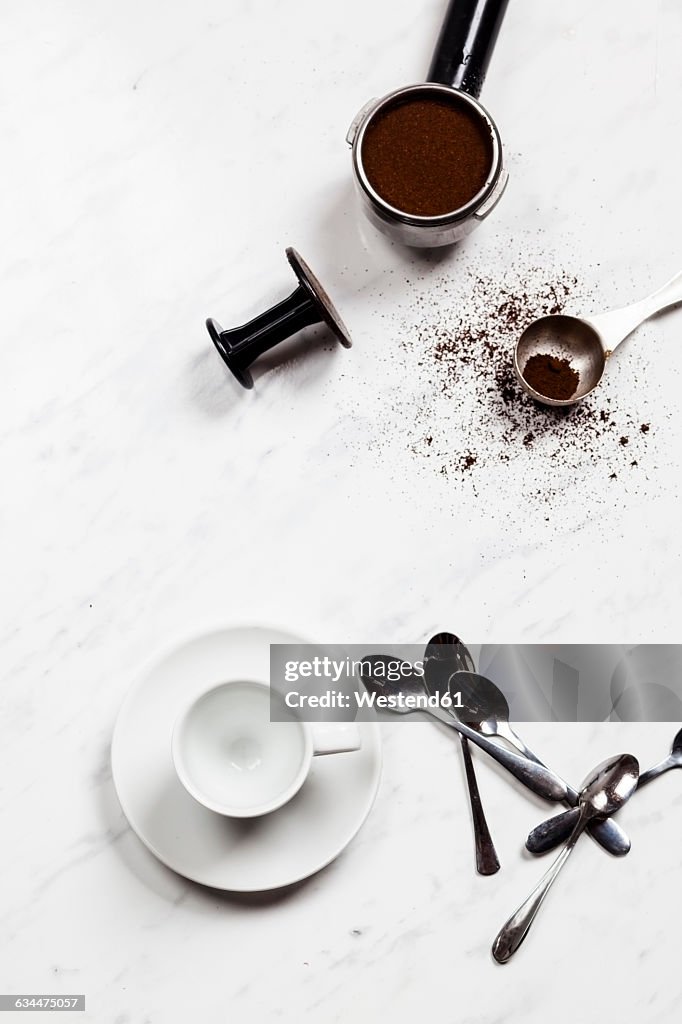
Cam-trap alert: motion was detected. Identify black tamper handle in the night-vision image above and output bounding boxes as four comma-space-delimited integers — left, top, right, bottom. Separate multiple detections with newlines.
206, 248, 351, 390
427, 0, 510, 98
209, 286, 319, 386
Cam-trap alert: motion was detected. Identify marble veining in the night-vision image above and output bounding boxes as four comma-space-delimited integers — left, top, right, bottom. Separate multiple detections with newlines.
1, 0, 681, 1021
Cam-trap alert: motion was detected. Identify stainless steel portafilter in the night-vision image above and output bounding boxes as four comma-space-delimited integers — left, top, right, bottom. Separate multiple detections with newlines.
347, 0, 510, 247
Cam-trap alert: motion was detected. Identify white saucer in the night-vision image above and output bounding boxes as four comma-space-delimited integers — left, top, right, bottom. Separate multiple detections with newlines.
111, 626, 382, 891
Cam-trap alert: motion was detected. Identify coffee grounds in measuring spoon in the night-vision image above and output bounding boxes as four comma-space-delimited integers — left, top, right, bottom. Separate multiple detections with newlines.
361, 97, 494, 217
522, 354, 580, 401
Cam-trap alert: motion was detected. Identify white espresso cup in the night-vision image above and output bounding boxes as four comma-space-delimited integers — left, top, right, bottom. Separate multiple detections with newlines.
172, 680, 362, 817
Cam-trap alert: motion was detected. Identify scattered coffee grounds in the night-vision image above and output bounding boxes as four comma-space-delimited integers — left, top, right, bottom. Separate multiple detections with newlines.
348, 254, 656, 497
361, 97, 493, 217
522, 354, 579, 401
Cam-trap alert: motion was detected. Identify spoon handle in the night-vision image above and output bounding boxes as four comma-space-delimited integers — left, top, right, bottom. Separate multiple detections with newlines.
444, 717, 567, 802
587, 268, 682, 354
638, 755, 675, 788
493, 815, 585, 963
458, 734, 501, 875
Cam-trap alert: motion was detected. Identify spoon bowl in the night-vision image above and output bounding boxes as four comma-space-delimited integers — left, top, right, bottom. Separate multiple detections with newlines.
425, 632, 476, 675
448, 670, 513, 735
672, 727, 682, 759
360, 656, 426, 708
579, 753, 639, 815
514, 315, 605, 407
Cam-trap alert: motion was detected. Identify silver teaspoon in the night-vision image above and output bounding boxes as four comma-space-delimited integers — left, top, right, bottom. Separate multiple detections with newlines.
448, 671, 631, 858
359, 658, 567, 803
527, 725, 682, 853
424, 634, 500, 876
492, 754, 639, 964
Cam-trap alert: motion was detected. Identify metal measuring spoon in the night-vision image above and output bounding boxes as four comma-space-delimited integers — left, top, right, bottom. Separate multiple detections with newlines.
448, 671, 631, 857
527, 725, 682, 853
492, 754, 639, 964
359, 657, 567, 803
514, 269, 682, 407
423, 634, 500, 875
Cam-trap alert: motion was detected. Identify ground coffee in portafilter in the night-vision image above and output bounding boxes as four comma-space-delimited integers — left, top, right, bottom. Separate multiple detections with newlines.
522, 354, 580, 401
361, 97, 493, 217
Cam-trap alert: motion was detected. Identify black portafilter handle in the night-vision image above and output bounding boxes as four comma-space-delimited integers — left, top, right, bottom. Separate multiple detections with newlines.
206, 248, 352, 389
426, 0, 510, 98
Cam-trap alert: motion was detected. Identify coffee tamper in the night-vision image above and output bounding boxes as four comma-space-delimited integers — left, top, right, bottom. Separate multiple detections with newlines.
206, 247, 352, 389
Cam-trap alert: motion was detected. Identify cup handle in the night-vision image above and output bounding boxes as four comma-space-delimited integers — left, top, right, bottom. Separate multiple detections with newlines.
311, 723, 362, 756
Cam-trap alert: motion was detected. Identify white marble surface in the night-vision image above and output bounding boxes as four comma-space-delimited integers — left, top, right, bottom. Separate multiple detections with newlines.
2, 0, 682, 1020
